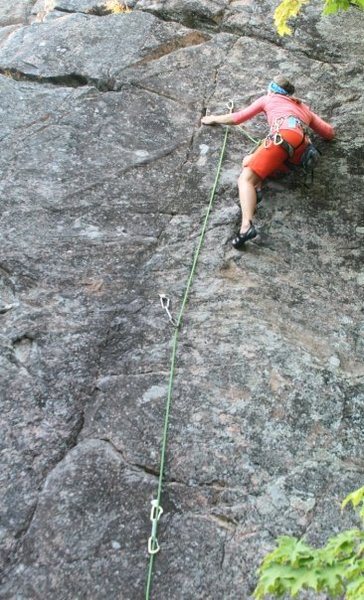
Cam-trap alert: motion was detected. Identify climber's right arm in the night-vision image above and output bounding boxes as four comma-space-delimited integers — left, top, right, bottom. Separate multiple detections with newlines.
201, 114, 235, 125
202, 97, 265, 126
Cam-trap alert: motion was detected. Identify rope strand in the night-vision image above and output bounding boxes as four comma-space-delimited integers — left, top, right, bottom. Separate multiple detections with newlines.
145, 112, 232, 600
237, 124, 260, 145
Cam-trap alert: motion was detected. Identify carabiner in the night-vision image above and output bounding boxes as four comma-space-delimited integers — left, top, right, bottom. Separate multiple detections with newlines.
273, 133, 283, 146
226, 99, 234, 113
148, 536, 160, 555
159, 294, 177, 327
150, 499, 163, 523
159, 294, 170, 311
272, 117, 284, 132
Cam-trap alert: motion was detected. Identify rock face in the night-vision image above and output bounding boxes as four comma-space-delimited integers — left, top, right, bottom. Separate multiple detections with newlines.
0, 1, 363, 599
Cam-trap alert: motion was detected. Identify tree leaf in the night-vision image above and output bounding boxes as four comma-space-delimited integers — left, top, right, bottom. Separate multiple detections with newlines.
342, 487, 364, 511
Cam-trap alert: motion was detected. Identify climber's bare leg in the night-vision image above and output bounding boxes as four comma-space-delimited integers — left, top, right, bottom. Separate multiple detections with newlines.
238, 167, 262, 233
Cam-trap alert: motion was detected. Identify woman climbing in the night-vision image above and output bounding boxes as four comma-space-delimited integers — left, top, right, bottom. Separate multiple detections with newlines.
201, 75, 335, 249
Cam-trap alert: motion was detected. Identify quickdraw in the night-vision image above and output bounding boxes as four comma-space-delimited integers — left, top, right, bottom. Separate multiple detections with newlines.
147, 500, 163, 556
159, 294, 177, 328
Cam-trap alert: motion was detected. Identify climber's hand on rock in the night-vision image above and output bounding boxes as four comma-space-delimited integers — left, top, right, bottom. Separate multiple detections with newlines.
201, 115, 217, 125
202, 114, 235, 126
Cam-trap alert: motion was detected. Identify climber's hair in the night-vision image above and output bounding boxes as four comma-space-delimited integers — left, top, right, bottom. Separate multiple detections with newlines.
273, 74, 295, 96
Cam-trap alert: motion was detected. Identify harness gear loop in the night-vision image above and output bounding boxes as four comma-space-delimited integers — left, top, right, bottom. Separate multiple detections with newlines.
145, 101, 232, 600
147, 500, 163, 556
159, 294, 177, 328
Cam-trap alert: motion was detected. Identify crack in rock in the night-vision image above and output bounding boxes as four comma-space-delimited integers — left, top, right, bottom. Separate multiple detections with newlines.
86, 4, 133, 17
207, 513, 238, 531
0, 67, 115, 91
52, 6, 77, 15
132, 31, 211, 67
1, 408, 86, 568
136, 2, 226, 33
97, 436, 161, 478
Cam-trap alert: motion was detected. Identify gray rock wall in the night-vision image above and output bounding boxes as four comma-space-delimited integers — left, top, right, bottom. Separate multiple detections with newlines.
0, 1, 363, 598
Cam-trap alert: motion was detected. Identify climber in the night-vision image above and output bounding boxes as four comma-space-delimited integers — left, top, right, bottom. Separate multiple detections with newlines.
201, 75, 335, 249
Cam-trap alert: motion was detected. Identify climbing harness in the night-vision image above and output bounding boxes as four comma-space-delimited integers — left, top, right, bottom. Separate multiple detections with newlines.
264, 132, 296, 158
145, 100, 234, 600
237, 113, 321, 186
264, 115, 307, 159
269, 115, 306, 152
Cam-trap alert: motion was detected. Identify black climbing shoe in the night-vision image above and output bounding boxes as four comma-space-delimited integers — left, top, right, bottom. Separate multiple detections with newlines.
256, 189, 263, 204
232, 222, 257, 249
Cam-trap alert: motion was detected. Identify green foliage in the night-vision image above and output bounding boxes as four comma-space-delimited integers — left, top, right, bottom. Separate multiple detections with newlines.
254, 486, 364, 599
342, 486, 364, 521
324, 0, 364, 15
274, 0, 364, 35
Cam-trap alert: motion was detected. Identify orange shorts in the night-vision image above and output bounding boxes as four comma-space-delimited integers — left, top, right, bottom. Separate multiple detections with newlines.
246, 129, 306, 179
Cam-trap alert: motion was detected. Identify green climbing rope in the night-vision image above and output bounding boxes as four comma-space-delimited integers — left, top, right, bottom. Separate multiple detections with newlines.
237, 124, 261, 148
145, 107, 233, 600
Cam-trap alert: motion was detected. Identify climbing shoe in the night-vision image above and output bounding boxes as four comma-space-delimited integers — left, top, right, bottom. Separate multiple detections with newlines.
232, 222, 257, 249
